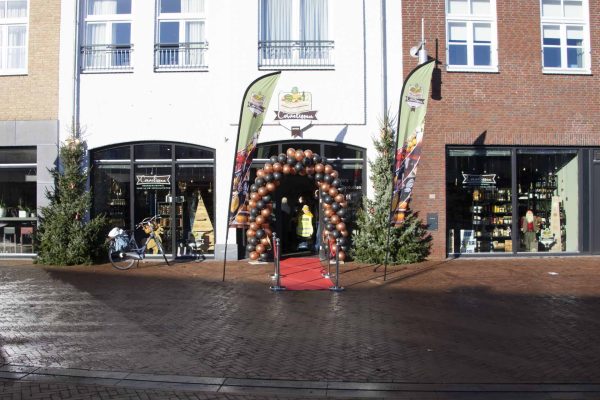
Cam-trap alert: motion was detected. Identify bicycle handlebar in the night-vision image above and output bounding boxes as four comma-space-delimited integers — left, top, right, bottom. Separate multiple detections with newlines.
135, 215, 161, 229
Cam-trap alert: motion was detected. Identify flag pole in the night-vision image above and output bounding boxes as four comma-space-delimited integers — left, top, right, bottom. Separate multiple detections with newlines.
223, 71, 281, 282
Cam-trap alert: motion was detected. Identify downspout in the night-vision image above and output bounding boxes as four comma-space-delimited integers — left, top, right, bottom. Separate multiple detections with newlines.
380, 0, 388, 116
72, 0, 81, 136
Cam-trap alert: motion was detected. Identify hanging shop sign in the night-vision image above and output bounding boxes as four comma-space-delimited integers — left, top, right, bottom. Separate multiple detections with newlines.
275, 87, 317, 134
136, 175, 171, 188
462, 173, 497, 186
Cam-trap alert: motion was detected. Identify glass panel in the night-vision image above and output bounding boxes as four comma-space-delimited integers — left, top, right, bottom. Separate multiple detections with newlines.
6, 0, 27, 18
93, 145, 130, 160
543, 47, 561, 67
564, 0, 583, 18
159, 21, 179, 44
0, 1, 4, 18
175, 145, 213, 160
175, 164, 215, 256
92, 164, 131, 229
566, 26, 583, 44
471, 0, 490, 15
112, 22, 131, 45
135, 143, 172, 160
446, 149, 512, 254
473, 23, 491, 42
255, 144, 279, 159
0, 147, 36, 163
0, 165, 37, 254
517, 151, 578, 253
543, 25, 560, 44
474, 45, 491, 65
182, 0, 204, 13
567, 47, 583, 68
7, 25, 26, 69
323, 144, 364, 159
161, 0, 181, 13
88, 0, 130, 15
449, 44, 468, 65
134, 165, 173, 254
448, 0, 468, 14
449, 22, 467, 41
541, 0, 561, 17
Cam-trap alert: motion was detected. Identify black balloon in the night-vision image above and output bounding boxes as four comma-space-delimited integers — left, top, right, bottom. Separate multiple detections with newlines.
331, 202, 341, 211
270, 155, 278, 164
294, 162, 304, 172
259, 252, 269, 261
340, 245, 348, 252
323, 195, 333, 204
336, 208, 346, 217
264, 174, 274, 182
256, 229, 265, 239
247, 245, 256, 252
323, 216, 330, 224
312, 154, 322, 164
338, 237, 347, 245
255, 177, 265, 186
323, 174, 333, 183
278, 154, 287, 164
256, 200, 265, 210
315, 173, 324, 182
248, 237, 258, 245
250, 184, 258, 192
250, 209, 258, 217
248, 215, 256, 222
337, 186, 346, 194
273, 172, 282, 181
331, 179, 341, 187
286, 157, 295, 165
326, 223, 335, 231
332, 230, 341, 238
262, 195, 272, 203
302, 157, 312, 166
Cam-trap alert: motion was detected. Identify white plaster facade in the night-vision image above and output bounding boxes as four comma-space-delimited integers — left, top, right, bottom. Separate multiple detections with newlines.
58, 0, 404, 259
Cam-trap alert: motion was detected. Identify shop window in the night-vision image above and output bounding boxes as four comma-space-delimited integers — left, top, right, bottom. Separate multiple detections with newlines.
175, 145, 213, 160
255, 144, 279, 159
134, 143, 172, 160
517, 150, 578, 252
446, 148, 512, 254
92, 164, 131, 229
324, 144, 363, 160
93, 145, 130, 160
0, 147, 37, 254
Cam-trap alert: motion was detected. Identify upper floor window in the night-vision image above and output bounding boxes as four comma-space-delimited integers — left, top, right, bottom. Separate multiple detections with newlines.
0, 0, 28, 75
445, 0, 498, 72
155, 0, 207, 71
258, 0, 333, 69
540, 0, 590, 74
82, 0, 132, 72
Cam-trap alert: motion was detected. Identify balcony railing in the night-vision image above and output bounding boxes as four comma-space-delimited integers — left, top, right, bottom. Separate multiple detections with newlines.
258, 40, 334, 69
154, 42, 208, 71
81, 44, 133, 72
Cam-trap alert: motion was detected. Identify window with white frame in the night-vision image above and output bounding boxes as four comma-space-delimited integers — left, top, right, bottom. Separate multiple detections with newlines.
446, 0, 497, 72
540, 0, 590, 73
259, 0, 333, 69
0, 0, 28, 75
155, 0, 207, 70
82, 0, 132, 71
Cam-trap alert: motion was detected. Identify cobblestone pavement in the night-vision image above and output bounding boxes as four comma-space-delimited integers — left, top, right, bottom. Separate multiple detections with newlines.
0, 256, 599, 398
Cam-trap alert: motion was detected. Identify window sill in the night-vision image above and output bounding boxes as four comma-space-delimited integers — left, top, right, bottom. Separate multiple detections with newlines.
542, 68, 591, 76
446, 65, 499, 73
0, 70, 28, 76
258, 65, 335, 71
80, 69, 134, 74
154, 66, 209, 73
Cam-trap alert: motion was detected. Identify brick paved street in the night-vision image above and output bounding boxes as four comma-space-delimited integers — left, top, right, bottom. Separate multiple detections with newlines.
0, 257, 599, 398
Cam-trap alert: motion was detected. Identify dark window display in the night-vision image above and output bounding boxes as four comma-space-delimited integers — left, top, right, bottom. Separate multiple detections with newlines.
447, 149, 512, 254
0, 147, 37, 254
92, 164, 131, 228
517, 150, 578, 253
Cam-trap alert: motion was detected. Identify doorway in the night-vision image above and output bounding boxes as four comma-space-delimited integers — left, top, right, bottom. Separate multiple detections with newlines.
592, 152, 600, 254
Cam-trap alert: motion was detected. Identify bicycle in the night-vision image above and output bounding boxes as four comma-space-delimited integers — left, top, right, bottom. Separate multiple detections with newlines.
107, 215, 170, 270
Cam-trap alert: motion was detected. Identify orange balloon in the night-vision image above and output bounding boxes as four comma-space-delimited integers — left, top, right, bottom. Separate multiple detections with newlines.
283, 164, 292, 174
266, 182, 276, 192
304, 149, 313, 159
325, 209, 334, 217
295, 150, 304, 161
286, 148, 296, 158
264, 163, 273, 173
324, 165, 333, 174
330, 215, 340, 224
336, 222, 346, 231
258, 187, 268, 197
249, 251, 259, 260
247, 229, 256, 237
339, 201, 348, 209
250, 192, 260, 201
320, 182, 330, 191
338, 250, 346, 261
261, 208, 271, 217
256, 169, 265, 177
250, 222, 259, 231
328, 187, 338, 197
255, 215, 264, 225
256, 244, 265, 254
331, 170, 339, 179
334, 194, 344, 203
261, 237, 270, 246
273, 162, 283, 172
315, 163, 324, 173
248, 200, 257, 209
341, 229, 349, 237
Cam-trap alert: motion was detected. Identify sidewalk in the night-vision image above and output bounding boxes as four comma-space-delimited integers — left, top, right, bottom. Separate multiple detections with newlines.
0, 256, 599, 398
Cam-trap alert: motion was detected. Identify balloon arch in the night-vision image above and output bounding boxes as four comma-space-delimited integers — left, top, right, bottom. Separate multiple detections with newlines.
240, 148, 350, 262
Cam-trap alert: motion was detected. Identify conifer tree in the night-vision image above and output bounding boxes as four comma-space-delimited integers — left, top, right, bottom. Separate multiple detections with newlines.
36, 135, 107, 265
351, 115, 431, 264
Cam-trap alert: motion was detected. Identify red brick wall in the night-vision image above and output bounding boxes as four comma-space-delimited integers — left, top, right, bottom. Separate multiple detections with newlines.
402, 1, 600, 259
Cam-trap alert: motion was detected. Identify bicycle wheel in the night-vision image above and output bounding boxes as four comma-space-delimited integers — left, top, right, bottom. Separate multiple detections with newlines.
155, 240, 170, 266
108, 241, 136, 270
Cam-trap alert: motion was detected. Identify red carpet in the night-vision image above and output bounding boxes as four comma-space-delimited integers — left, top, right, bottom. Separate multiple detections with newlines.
279, 257, 333, 290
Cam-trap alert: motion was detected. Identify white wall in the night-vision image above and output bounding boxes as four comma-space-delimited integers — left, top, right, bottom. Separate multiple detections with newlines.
58, 0, 403, 254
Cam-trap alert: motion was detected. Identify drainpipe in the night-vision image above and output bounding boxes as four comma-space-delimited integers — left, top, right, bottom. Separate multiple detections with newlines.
72, 0, 81, 136
380, 0, 388, 116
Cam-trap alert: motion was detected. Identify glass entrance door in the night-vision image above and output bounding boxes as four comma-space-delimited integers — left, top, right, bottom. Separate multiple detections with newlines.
134, 165, 173, 255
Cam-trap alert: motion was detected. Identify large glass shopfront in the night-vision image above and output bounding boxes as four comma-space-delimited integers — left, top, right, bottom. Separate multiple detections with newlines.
0, 147, 37, 255
92, 142, 215, 258
447, 147, 590, 256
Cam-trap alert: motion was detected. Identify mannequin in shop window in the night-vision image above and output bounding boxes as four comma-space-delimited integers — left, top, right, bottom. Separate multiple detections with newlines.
520, 209, 540, 252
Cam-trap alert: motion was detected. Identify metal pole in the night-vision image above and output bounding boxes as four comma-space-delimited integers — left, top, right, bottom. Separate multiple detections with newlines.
270, 236, 285, 291
270, 232, 278, 280
322, 234, 331, 278
329, 238, 344, 292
